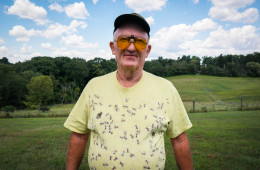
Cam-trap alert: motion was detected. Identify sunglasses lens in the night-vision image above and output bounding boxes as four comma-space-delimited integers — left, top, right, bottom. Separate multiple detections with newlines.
117, 37, 130, 49
116, 37, 147, 50
134, 39, 147, 51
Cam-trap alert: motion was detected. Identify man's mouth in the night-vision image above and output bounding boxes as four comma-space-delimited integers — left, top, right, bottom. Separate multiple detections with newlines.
124, 54, 137, 58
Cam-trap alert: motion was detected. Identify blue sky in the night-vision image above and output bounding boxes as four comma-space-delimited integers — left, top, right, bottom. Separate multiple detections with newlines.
0, 0, 259, 63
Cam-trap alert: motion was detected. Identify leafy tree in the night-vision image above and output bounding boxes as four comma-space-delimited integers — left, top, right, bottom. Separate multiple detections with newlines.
53, 56, 72, 84
0, 64, 27, 109
0, 57, 9, 64
26, 75, 53, 113
64, 58, 89, 90
16, 56, 58, 76
246, 62, 260, 77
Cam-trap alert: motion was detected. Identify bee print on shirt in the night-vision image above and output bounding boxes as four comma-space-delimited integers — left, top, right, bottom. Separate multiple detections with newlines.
88, 94, 170, 169
96, 112, 102, 119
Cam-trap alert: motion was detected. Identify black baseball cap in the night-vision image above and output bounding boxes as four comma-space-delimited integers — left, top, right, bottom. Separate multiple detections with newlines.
114, 13, 150, 37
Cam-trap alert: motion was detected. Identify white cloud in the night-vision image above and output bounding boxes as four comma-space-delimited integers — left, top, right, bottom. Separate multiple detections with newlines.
21, 44, 33, 54
0, 38, 5, 44
93, 0, 99, 4
9, 20, 87, 41
191, 18, 218, 32
49, 3, 63, 13
64, 2, 90, 19
150, 19, 260, 59
179, 25, 260, 56
203, 25, 260, 51
0, 46, 8, 53
52, 47, 91, 59
61, 34, 98, 48
16, 37, 30, 42
42, 20, 87, 39
0, 45, 42, 63
208, 0, 258, 23
9, 26, 38, 37
41, 43, 55, 50
6, 0, 49, 25
0, 46, 11, 60
9, 25, 40, 42
52, 48, 113, 60
69, 20, 88, 30
192, 0, 199, 4
42, 23, 70, 39
145, 16, 155, 25
125, 0, 167, 13
210, 0, 254, 9
151, 24, 198, 52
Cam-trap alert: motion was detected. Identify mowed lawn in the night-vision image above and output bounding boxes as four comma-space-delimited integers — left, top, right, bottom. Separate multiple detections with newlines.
0, 110, 259, 170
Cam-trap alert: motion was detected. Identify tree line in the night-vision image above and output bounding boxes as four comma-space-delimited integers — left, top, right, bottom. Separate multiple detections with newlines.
0, 52, 259, 111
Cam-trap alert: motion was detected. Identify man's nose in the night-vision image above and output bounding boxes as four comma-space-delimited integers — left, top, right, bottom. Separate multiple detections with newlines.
127, 39, 136, 51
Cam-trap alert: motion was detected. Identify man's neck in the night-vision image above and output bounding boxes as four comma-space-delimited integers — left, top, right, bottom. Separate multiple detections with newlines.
116, 67, 143, 88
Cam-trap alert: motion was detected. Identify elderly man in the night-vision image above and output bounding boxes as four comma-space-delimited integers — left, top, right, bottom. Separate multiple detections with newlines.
64, 13, 193, 170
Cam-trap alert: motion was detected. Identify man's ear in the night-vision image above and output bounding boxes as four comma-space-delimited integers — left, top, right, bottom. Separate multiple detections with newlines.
145, 44, 152, 58
110, 41, 115, 55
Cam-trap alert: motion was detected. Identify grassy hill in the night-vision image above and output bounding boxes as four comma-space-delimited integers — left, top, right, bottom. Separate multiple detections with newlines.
167, 75, 260, 101
167, 75, 260, 112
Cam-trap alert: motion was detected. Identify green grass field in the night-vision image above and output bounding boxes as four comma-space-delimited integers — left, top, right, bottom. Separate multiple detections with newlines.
1, 110, 259, 170
167, 75, 260, 112
167, 75, 260, 101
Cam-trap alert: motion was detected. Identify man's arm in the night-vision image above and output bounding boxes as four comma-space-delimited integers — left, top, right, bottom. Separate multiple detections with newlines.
170, 132, 193, 170
66, 132, 90, 170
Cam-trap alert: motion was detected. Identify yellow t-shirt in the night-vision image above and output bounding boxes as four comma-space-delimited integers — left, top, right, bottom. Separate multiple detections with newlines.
64, 71, 192, 170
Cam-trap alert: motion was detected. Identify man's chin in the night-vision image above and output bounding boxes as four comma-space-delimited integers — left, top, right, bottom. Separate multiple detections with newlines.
122, 61, 138, 68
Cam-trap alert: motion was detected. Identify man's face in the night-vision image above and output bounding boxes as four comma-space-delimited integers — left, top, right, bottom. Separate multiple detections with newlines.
110, 26, 151, 71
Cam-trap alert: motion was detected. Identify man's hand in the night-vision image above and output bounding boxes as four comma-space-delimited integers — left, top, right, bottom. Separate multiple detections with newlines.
170, 132, 193, 170
66, 132, 90, 170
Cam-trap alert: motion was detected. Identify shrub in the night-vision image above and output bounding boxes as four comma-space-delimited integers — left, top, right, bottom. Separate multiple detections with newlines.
201, 106, 208, 112
40, 105, 50, 112
2, 105, 16, 118
2, 105, 16, 112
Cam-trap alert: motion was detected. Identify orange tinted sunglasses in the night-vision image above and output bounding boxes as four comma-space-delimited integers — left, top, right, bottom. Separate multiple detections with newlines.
114, 35, 148, 51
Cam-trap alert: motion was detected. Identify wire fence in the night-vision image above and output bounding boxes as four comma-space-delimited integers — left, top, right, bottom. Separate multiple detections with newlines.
184, 96, 260, 113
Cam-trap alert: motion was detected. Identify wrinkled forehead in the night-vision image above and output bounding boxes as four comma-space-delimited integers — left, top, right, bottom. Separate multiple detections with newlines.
113, 23, 149, 40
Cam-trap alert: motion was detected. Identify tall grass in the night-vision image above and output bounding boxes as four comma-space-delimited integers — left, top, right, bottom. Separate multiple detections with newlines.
0, 104, 73, 118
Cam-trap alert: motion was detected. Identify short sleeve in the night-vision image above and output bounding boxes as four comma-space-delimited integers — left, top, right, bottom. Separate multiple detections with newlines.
166, 85, 192, 138
64, 82, 92, 134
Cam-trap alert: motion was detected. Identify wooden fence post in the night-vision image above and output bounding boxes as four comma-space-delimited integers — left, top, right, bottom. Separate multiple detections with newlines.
240, 96, 243, 110
193, 100, 195, 112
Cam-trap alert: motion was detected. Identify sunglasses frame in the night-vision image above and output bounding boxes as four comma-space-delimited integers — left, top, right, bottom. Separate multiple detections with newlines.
114, 35, 148, 51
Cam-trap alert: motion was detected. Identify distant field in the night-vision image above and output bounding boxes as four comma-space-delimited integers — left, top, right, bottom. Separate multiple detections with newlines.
167, 75, 260, 112
0, 110, 259, 170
